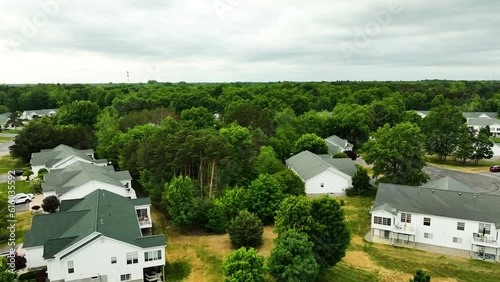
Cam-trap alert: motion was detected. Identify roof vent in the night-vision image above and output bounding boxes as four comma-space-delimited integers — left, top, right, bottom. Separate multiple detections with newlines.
431, 189, 434, 193
458, 192, 462, 196
100, 219, 104, 225
474, 193, 477, 198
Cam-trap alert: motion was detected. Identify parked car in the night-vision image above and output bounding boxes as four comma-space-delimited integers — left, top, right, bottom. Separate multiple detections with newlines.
8, 169, 24, 177
490, 165, 500, 172
8, 193, 34, 205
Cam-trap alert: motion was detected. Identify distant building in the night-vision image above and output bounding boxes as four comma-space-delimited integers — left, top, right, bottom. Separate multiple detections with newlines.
24, 190, 165, 282
286, 150, 356, 195
21, 109, 58, 120
324, 135, 354, 155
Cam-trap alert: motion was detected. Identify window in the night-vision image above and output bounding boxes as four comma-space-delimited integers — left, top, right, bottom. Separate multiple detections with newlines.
373, 216, 391, 226
479, 223, 491, 235
453, 237, 463, 244
457, 222, 465, 231
126, 252, 138, 264
120, 274, 131, 281
384, 230, 390, 239
424, 233, 433, 239
401, 213, 411, 223
111, 256, 117, 264
67, 261, 74, 274
423, 217, 431, 226
145, 250, 162, 262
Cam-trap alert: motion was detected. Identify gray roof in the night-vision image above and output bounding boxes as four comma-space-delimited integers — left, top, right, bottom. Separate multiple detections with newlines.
325, 135, 352, 155
31, 144, 104, 167
24, 190, 165, 258
467, 118, 500, 127
285, 151, 356, 180
420, 176, 474, 193
23, 109, 58, 116
0, 113, 10, 124
463, 112, 498, 119
43, 161, 131, 195
373, 181, 500, 226
317, 155, 357, 177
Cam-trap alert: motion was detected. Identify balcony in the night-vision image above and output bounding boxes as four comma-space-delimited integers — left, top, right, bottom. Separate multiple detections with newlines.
472, 234, 499, 248
138, 217, 152, 228
392, 223, 416, 235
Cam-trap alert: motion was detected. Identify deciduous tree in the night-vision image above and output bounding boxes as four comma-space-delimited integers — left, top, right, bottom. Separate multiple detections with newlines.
247, 174, 284, 224
42, 196, 60, 213
363, 122, 429, 186
227, 210, 264, 249
163, 176, 196, 231
293, 133, 328, 155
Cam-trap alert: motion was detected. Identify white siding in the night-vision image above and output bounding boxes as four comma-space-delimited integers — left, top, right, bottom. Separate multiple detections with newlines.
25, 247, 45, 269
58, 181, 137, 201
47, 236, 165, 282
31, 165, 46, 177
305, 168, 351, 195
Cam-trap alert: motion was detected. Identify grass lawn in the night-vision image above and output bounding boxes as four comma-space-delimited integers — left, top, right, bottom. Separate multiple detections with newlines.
0, 136, 13, 143
0, 181, 31, 194
0, 155, 28, 174
1, 129, 20, 134
491, 137, 500, 143
427, 155, 498, 173
0, 211, 33, 248
157, 189, 500, 281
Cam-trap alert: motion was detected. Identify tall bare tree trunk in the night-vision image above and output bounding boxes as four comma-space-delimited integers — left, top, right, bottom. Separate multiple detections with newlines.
199, 152, 203, 198
209, 159, 216, 199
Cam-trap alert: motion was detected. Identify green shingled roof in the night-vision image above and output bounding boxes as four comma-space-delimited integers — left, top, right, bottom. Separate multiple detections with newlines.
285, 151, 356, 180
30, 144, 105, 167
43, 161, 131, 195
372, 181, 500, 227
420, 176, 474, 193
24, 190, 165, 258
467, 118, 500, 127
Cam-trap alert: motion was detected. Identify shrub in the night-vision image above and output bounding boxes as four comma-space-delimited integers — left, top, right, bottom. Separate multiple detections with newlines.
332, 152, 349, 158
30, 178, 43, 194
268, 230, 319, 282
409, 269, 431, 282
345, 187, 358, 197
18, 270, 39, 281
42, 196, 60, 213
344, 150, 357, 160
222, 247, 267, 282
352, 167, 371, 191
227, 210, 263, 249
22, 170, 33, 181
204, 199, 229, 234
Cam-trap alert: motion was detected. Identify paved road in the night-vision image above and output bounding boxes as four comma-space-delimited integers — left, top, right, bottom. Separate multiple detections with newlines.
0, 140, 14, 156
424, 164, 500, 195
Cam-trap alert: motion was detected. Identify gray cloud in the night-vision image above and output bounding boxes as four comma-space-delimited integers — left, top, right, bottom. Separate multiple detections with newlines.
0, 0, 499, 83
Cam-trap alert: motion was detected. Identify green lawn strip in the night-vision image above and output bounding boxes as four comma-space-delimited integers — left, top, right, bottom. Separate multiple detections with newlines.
318, 262, 379, 282
363, 243, 500, 282
491, 137, 500, 143
0, 136, 13, 143
0, 155, 28, 174
2, 129, 20, 134
427, 155, 497, 167
0, 181, 32, 194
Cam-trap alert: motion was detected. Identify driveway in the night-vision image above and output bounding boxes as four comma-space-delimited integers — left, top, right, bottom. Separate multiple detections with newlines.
0, 140, 13, 156
424, 164, 500, 195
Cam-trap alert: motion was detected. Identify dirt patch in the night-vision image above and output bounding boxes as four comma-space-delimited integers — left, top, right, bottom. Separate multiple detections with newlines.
344, 251, 378, 269
257, 226, 277, 257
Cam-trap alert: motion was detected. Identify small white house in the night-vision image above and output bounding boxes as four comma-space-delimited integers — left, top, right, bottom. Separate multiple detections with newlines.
324, 135, 354, 155
30, 144, 108, 176
24, 190, 164, 282
285, 150, 357, 195
370, 177, 500, 262
20, 109, 58, 120
43, 161, 136, 200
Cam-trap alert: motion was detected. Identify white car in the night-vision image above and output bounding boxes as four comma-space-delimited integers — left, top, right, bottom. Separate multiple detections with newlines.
9, 193, 34, 205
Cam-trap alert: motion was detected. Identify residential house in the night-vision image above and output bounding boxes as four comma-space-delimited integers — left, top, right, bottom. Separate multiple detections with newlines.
21, 109, 58, 120
468, 118, 500, 137
0, 112, 10, 128
370, 177, 500, 262
24, 189, 164, 282
30, 144, 108, 176
43, 161, 136, 200
324, 135, 354, 155
285, 150, 357, 195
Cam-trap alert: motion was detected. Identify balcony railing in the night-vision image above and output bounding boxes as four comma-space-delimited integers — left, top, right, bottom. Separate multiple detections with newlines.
392, 223, 416, 235
472, 235, 499, 246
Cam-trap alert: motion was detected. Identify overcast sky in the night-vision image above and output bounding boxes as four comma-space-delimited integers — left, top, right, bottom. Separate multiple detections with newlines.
1, 0, 499, 83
